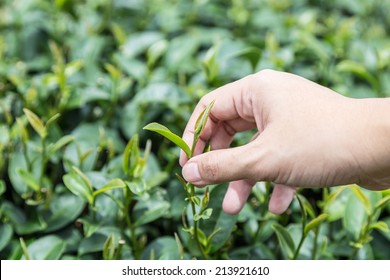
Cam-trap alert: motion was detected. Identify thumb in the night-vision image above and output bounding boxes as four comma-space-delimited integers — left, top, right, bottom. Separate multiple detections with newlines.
182, 143, 259, 186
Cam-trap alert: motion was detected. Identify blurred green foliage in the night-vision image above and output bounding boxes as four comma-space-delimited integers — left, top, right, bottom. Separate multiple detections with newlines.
0, 0, 389, 260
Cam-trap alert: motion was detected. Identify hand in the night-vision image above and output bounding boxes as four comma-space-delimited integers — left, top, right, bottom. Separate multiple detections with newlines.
180, 69, 390, 215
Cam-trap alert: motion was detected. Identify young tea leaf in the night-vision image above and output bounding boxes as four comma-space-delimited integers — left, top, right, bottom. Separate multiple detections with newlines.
17, 169, 40, 192
174, 232, 184, 260
375, 195, 390, 210
143, 123, 191, 158
350, 185, 371, 214
175, 173, 189, 193
123, 134, 140, 177
48, 135, 75, 157
194, 208, 213, 221
103, 234, 115, 260
369, 221, 389, 233
45, 113, 61, 128
304, 213, 329, 237
93, 179, 126, 198
23, 108, 47, 139
272, 223, 295, 259
63, 173, 94, 205
193, 100, 215, 154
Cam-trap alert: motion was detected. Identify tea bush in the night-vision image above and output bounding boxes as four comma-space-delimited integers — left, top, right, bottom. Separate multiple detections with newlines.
0, 0, 390, 260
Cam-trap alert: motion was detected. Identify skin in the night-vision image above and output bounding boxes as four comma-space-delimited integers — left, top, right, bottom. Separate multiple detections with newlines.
179, 69, 390, 215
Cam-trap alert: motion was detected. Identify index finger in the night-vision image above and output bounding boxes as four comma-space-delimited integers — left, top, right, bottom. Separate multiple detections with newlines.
179, 75, 257, 166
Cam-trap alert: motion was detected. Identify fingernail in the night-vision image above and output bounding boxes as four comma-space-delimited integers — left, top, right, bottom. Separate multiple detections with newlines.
182, 162, 201, 183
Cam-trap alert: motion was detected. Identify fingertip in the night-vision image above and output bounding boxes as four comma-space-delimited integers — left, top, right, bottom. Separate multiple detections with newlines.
268, 184, 295, 215
179, 152, 188, 167
222, 180, 254, 215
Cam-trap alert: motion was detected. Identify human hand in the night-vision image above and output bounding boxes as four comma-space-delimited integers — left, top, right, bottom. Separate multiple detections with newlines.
180, 70, 390, 215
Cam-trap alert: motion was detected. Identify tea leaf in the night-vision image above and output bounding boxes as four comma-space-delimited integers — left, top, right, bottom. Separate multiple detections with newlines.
191, 196, 201, 206
16, 118, 29, 143
272, 223, 295, 259
194, 208, 213, 221
24, 235, 66, 260
93, 179, 126, 198
200, 186, 237, 253
45, 113, 61, 128
194, 100, 215, 142
201, 187, 210, 210
23, 108, 47, 139
103, 234, 115, 260
0, 180, 5, 196
63, 173, 94, 205
143, 122, 191, 158
141, 237, 180, 260
350, 185, 371, 214
133, 200, 170, 227
343, 190, 367, 241
304, 214, 329, 236
174, 232, 184, 260
17, 169, 40, 192
19, 237, 30, 260
48, 135, 75, 156
123, 134, 140, 176
175, 173, 189, 193
0, 224, 13, 252
375, 195, 390, 210
41, 193, 85, 233
71, 166, 93, 192
369, 221, 389, 233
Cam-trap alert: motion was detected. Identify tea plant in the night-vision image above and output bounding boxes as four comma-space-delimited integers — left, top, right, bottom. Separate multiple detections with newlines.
144, 101, 221, 259
0, 0, 390, 260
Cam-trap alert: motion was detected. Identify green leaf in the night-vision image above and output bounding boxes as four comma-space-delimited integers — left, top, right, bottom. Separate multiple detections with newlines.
0, 179, 6, 196
23, 108, 47, 139
343, 190, 367, 241
199, 186, 238, 253
370, 221, 389, 233
48, 135, 75, 156
63, 173, 94, 204
45, 113, 61, 128
375, 195, 390, 210
191, 195, 201, 206
40, 193, 86, 233
337, 60, 380, 93
0, 224, 13, 252
350, 185, 371, 214
16, 117, 29, 143
65, 60, 84, 78
174, 232, 184, 260
141, 237, 180, 260
133, 200, 170, 227
272, 223, 295, 259
103, 234, 115, 260
93, 178, 126, 197
72, 166, 93, 191
304, 214, 329, 236
24, 235, 66, 260
175, 173, 189, 193
19, 238, 30, 260
17, 169, 40, 192
123, 134, 140, 177
201, 187, 210, 210
143, 122, 191, 158
194, 208, 213, 221
194, 100, 215, 137
78, 233, 108, 256
2, 201, 47, 235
